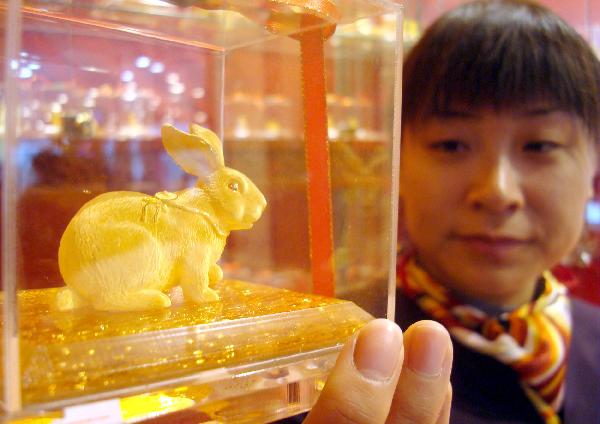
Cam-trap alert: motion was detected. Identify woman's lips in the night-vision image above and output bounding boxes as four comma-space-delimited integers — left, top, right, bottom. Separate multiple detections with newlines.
453, 234, 531, 258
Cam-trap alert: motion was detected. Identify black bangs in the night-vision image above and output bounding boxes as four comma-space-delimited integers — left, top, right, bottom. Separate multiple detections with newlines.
402, 0, 600, 140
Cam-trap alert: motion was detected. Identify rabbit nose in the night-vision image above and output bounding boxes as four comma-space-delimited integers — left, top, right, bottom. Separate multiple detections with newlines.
257, 193, 267, 211
254, 197, 266, 217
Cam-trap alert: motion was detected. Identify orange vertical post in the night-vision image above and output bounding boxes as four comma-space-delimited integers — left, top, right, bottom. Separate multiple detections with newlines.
300, 29, 335, 297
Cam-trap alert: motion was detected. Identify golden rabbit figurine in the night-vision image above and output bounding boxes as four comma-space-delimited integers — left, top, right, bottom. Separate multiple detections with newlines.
56, 124, 267, 311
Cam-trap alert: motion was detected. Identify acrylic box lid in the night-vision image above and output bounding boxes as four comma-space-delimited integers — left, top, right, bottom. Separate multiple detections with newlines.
20, 0, 401, 51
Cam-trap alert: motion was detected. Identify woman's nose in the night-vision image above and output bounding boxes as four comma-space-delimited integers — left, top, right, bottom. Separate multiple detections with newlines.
466, 157, 525, 214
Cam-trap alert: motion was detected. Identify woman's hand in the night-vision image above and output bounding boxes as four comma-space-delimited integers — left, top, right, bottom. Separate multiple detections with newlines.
304, 319, 453, 424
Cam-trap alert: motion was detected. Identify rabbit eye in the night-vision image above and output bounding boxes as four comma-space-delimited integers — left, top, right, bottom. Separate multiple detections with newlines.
228, 182, 239, 192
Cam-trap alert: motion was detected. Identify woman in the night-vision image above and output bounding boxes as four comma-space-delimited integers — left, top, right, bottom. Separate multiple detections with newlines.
307, 1, 600, 423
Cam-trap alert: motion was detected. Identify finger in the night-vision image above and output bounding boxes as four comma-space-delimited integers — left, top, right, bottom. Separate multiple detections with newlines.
386, 320, 453, 424
435, 384, 452, 424
305, 319, 404, 424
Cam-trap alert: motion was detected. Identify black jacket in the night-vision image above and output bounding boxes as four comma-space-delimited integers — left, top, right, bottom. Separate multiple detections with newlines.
395, 290, 600, 424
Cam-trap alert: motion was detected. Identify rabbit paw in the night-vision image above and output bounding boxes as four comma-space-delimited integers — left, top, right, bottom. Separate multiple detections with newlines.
209, 264, 223, 284
93, 289, 172, 311
185, 286, 220, 304
55, 287, 88, 311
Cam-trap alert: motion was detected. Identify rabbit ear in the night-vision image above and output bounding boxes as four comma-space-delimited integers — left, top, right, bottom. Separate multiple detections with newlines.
189, 123, 225, 167
162, 124, 225, 177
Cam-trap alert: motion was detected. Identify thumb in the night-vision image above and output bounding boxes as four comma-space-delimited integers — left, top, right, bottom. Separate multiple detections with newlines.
386, 320, 453, 424
304, 319, 404, 424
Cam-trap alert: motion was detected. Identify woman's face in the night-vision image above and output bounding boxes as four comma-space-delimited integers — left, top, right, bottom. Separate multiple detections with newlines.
400, 106, 597, 308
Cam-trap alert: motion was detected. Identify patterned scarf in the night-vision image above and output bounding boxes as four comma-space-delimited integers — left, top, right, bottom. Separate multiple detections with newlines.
397, 255, 571, 424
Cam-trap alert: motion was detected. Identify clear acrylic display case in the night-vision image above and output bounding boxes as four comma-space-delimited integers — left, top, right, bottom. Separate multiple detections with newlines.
1, 0, 402, 422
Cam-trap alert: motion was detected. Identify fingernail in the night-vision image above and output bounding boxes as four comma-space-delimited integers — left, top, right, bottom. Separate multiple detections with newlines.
353, 319, 403, 381
406, 322, 449, 377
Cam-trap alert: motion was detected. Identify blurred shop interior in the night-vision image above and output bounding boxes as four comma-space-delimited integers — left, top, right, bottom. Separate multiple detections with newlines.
3, 0, 600, 307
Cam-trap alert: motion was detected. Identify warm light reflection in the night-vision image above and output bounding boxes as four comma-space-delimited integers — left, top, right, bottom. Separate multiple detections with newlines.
166, 72, 180, 84
234, 116, 250, 139
139, 0, 174, 6
150, 62, 165, 73
135, 55, 151, 68
120, 70, 134, 82
264, 120, 282, 139
587, 201, 600, 225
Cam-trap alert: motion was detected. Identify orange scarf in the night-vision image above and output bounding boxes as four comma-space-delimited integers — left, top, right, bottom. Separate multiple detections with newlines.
397, 255, 571, 424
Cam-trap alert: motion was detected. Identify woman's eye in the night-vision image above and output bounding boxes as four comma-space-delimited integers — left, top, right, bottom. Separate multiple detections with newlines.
523, 141, 561, 153
429, 140, 468, 153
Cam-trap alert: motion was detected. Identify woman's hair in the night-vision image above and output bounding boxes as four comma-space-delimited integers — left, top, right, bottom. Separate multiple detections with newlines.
402, 0, 600, 140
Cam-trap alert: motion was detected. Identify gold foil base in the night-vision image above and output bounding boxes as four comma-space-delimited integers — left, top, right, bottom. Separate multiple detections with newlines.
5, 279, 372, 415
